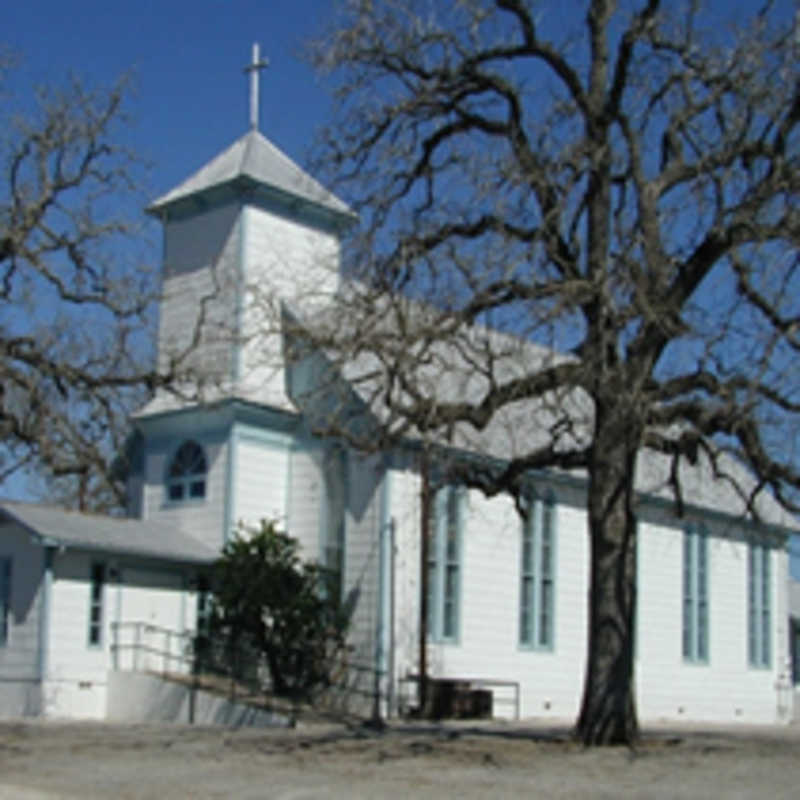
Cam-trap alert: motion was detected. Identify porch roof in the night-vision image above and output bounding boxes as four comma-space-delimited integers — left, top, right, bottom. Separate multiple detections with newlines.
0, 501, 217, 565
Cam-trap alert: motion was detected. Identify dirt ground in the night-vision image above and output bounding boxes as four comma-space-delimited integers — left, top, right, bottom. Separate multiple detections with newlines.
1, 718, 799, 799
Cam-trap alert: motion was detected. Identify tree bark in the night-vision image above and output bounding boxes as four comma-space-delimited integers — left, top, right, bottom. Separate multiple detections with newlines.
575, 399, 639, 745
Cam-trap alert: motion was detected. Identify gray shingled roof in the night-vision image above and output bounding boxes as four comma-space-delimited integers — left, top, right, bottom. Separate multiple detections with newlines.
286, 294, 800, 533
0, 501, 217, 564
147, 130, 355, 220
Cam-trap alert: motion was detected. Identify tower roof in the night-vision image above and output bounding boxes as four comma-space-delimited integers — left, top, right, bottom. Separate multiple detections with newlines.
147, 129, 355, 226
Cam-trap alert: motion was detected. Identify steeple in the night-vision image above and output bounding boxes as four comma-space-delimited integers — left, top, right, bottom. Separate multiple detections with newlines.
147, 43, 353, 228
147, 129, 354, 229
140, 46, 355, 418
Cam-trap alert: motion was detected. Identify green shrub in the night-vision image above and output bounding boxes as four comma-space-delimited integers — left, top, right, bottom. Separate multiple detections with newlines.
207, 520, 350, 700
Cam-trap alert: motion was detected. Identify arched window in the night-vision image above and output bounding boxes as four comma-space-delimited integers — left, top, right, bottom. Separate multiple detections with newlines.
167, 441, 207, 502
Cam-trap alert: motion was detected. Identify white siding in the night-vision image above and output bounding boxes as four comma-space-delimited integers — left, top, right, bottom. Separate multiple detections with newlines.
0, 524, 44, 716
44, 553, 110, 718
286, 442, 325, 559
390, 467, 423, 686
157, 205, 242, 391
114, 568, 190, 674
45, 552, 197, 719
230, 427, 291, 536
386, 467, 789, 725
390, 471, 588, 720
142, 432, 229, 554
284, 443, 385, 712
636, 513, 789, 724
341, 453, 383, 705
243, 204, 340, 306
234, 205, 341, 408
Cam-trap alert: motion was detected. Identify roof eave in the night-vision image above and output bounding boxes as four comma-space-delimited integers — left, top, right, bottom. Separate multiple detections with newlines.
146, 176, 357, 234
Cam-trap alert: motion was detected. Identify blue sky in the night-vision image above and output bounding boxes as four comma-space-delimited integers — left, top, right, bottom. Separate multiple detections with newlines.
6, 0, 800, 573
4, 1, 338, 501
6, 0, 793, 226
9, 0, 787, 186
7, 0, 335, 203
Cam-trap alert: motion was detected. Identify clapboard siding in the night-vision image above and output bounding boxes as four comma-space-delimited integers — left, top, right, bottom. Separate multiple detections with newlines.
286, 442, 325, 559
388, 467, 423, 683
234, 205, 341, 408
45, 552, 199, 719
158, 205, 241, 385
142, 431, 229, 553
243, 205, 339, 309
636, 514, 788, 723
114, 567, 192, 674
341, 454, 383, 690
386, 466, 789, 724
230, 426, 291, 534
424, 482, 589, 719
0, 523, 44, 680
44, 552, 110, 718
284, 443, 384, 710
0, 523, 44, 715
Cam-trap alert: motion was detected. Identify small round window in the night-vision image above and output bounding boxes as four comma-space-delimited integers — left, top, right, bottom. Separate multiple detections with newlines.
167, 441, 207, 502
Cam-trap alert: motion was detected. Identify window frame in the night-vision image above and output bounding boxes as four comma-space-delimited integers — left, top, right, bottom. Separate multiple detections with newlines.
682, 523, 709, 664
427, 484, 464, 644
165, 440, 208, 504
747, 540, 771, 669
519, 489, 556, 651
87, 562, 106, 648
196, 575, 213, 638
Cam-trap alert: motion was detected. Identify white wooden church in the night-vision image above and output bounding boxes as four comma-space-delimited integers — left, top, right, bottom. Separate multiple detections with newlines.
1, 54, 799, 725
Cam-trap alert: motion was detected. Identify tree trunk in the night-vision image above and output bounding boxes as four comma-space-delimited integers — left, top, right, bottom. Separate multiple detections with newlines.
575, 401, 639, 746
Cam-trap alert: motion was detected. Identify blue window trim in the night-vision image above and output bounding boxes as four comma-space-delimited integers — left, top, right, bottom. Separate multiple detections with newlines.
87, 562, 106, 648
682, 523, 709, 664
0, 557, 11, 647
519, 489, 557, 651
748, 541, 771, 669
196, 575, 213, 638
164, 440, 208, 505
428, 485, 464, 644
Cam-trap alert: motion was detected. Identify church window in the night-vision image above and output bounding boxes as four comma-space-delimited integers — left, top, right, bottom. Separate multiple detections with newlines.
682, 524, 709, 662
167, 441, 207, 502
87, 562, 105, 647
0, 558, 11, 646
519, 489, 556, 649
196, 575, 213, 637
428, 485, 463, 642
748, 541, 771, 668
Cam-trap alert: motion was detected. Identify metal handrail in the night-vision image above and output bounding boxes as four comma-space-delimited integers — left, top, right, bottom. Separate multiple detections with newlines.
110, 620, 195, 674
110, 620, 393, 718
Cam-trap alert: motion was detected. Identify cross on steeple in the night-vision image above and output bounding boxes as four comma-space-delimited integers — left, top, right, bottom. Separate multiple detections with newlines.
243, 42, 269, 131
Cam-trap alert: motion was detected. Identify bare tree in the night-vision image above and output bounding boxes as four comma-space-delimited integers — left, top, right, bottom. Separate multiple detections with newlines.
294, 0, 800, 744
0, 71, 170, 512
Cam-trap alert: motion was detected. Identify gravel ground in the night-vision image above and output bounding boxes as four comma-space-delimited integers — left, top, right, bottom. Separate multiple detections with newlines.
1, 718, 799, 799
